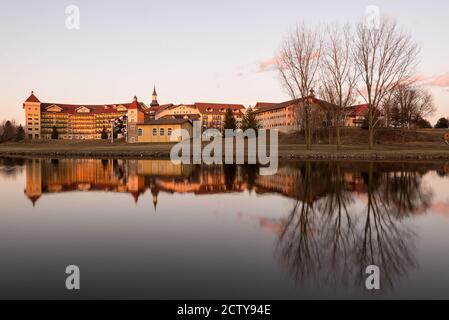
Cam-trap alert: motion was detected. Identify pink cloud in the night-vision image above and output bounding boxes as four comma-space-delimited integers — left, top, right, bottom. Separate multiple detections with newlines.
430, 72, 449, 87
258, 57, 277, 73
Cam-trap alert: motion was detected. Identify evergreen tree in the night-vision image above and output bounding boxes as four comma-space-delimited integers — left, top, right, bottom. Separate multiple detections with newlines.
15, 125, 25, 142
435, 117, 449, 129
414, 117, 432, 129
101, 126, 109, 140
223, 108, 237, 131
51, 126, 59, 140
1, 121, 15, 142
241, 107, 260, 132
361, 117, 369, 130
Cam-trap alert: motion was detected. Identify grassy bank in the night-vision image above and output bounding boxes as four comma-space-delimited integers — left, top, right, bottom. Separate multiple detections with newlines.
1, 139, 449, 161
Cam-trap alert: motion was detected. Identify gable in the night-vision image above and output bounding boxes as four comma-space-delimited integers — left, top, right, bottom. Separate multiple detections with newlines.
46, 105, 63, 112
76, 106, 91, 113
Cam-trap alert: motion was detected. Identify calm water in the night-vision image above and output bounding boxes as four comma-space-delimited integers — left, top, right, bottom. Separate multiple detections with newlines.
1, 157, 449, 299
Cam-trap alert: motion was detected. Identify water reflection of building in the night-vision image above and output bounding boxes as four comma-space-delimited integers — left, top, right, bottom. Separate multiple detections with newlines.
24, 160, 437, 212
24, 159, 248, 208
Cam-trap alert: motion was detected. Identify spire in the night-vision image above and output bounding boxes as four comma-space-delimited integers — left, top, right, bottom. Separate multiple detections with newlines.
310, 88, 315, 97
151, 185, 159, 211
151, 85, 159, 107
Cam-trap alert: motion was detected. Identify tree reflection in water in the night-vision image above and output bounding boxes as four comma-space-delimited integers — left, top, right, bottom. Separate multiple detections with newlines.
276, 162, 433, 290
0, 157, 25, 178
3, 157, 442, 291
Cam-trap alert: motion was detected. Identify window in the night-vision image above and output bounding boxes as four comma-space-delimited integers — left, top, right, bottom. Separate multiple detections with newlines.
152, 128, 157, 136
137, 128, 143, 136
168, 128, 172, 136
160, 128, 165, 136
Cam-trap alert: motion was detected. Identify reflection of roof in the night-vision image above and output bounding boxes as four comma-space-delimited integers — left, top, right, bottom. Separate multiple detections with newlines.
25, 193, 41, 206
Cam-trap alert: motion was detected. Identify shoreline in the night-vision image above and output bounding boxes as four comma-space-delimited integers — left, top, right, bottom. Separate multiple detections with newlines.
2, 143, 449, 161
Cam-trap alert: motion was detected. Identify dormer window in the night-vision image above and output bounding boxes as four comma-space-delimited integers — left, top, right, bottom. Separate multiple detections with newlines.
76, 106, 91, 113
46, 105, 63, 112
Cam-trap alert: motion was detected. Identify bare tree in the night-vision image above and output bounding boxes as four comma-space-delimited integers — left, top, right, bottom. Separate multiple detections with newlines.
320, 23, 358, 149
393, 82, 435, 141
276, 22, 322, 150
353, 19, 419, 149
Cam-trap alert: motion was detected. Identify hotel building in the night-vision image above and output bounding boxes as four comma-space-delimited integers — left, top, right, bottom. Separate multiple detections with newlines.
152, 102, 245, 131
345, 104, 369, 127
23, 91, 151, 141
253, 94, 337, 134
23, 89, 245, 141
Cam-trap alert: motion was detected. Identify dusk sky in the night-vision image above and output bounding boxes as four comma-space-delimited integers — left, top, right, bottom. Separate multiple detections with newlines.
1, 0, 449, 124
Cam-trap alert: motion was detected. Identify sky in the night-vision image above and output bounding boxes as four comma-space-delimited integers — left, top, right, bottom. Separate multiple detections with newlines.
1, 0, 449, 124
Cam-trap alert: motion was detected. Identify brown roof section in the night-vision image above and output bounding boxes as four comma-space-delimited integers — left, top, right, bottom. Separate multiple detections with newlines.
254, 96, 336, 114
40, 102, 147, 115
128, 96, 140, 110
348, 104, 369, 117
194, 102, 245, 115
160, 114, 201, 120
139, 118, 193, 125
24, 91, 40, 103
147, 103, 174, 115
254, 102, 276, 110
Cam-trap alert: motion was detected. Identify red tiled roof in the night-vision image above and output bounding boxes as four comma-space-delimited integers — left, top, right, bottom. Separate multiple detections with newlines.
148, 104, 174, 114
254, 96, 333, 114
24, 92, 40, 103
139, 119, 193, 125
348, 104, 369, 117
254, 102, 276, 110
194, 102, 245, 115
40, 102, 147, 115
159, 114, 201, 120
128, 97, 140, 110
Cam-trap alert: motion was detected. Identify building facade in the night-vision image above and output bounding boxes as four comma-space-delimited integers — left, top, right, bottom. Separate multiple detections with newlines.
23, 89, 245, 141
253, 95, 336, 134
23, 91, 150, 141
345, 104, 369, 127
154, 102, 245, 131
136, 119, 193, 143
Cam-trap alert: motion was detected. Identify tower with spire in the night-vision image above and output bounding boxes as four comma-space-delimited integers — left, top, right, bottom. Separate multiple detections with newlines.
150, 85, 159, 107
23, 90, 42, 140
